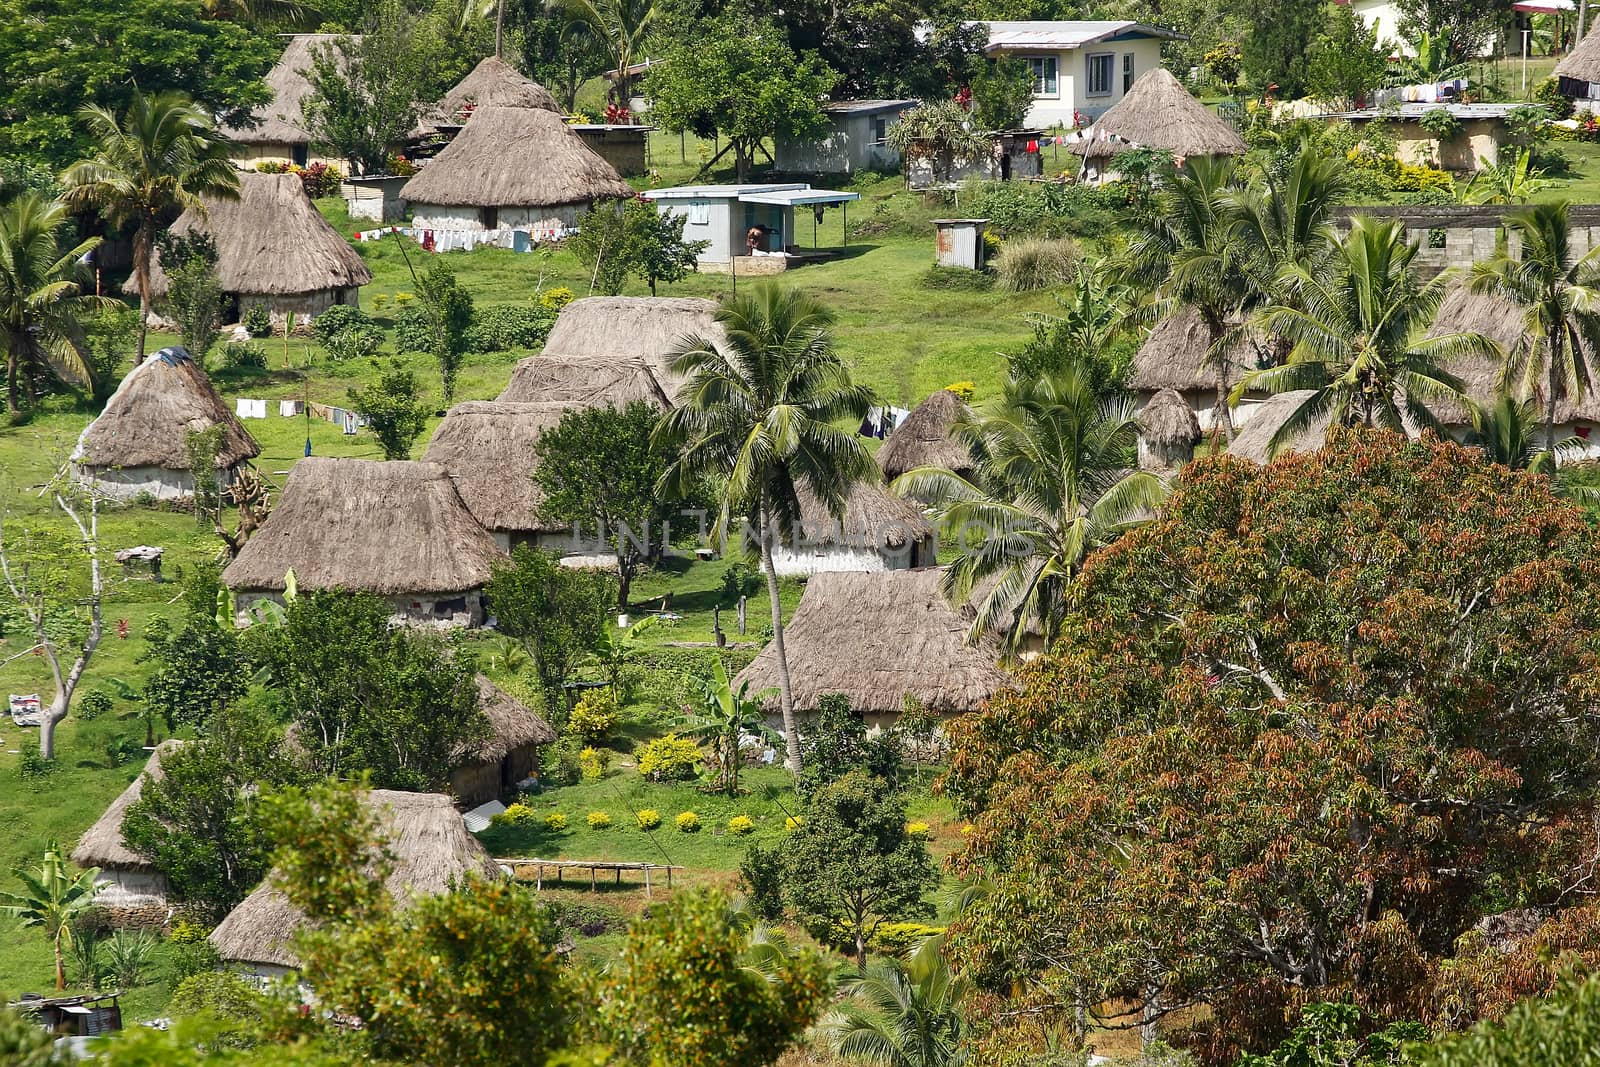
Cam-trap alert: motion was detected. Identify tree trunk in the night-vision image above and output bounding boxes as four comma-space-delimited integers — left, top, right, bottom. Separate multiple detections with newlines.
855, 927, 867, 973
134, 220, 153, 364
735, 142, 751, 182
617, 562, 632, 610
1548, 329, 1562, 455
5, 349, 17, 416
1581, 0, 1590, 42
494, 0, 504, 58
760, 537, 801, 773
1208, 314, 1235, 443
54, 935, 65, 991
1140, 983, 1162, 1050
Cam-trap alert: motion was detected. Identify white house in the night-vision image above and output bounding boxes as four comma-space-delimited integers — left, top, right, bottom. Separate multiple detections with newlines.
641, 184, 859, 268
968, 20, 1186, 128
775, 99, 918, 174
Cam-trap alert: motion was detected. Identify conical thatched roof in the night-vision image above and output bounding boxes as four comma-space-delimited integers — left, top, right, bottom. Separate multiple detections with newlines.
75, 347, 260, 472
1139, 388, 1202, 448
733, 569, 1011, 716
498, 354, 676, 408
543, 296, 724, 373
430, 57, 561, 125
72, 742, 181, 872
1131, 306, 1262, 394
792, 479, 935, 549
878, 389, 974, 481
1077, 68, 1247, 160
209, 790, 499, 969
140, 174, 372, 298
225, 34, 352, 147
222, 458, 504, 595
422, 401, 576, 534
1557, 32, 1600, 85
1227, 390, 1335, 464
399, 106, 634, 209
458, 676, 555, 764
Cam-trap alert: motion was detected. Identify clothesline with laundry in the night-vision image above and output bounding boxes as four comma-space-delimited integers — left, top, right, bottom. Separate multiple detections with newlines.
351, 224, 578, 252
235, 397, 367, 434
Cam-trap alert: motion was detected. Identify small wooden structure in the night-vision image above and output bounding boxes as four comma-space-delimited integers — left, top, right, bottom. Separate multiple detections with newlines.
933, 219, 988, 270
115, 546, 164, 580
500, 857, 685, 897
10, 991, 123, 1038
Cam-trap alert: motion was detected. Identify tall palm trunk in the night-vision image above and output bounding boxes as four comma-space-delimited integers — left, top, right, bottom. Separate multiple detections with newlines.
759, 535, 801, 773
1205, 312, 1235, 443
494, 0, 504, 58
1547, 328, 1562, 454
5, 343, 18, 416
53, 932, 66, 991
134, 218, 153, 363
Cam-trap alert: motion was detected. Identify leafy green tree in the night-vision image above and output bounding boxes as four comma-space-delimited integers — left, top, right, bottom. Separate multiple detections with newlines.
784, 769, 937, 970
156, 230, 223, 359
1416, 972, 1600, 1067
1237, 0, 1326, 97
1237, 1002, 1426, 1067
0, 843, 100, 990
1396, 1, 1506, 62
655, 286, 877, 772
629, 201, 707, 295
141, 563, 249, 733
1227, 141, 1353, 312
885, 101, 990, 188
484, 546, 615, 719
0, 0, 274, 169
892, 359, 1166, 657
301, 0, 426, 176
62, 90, 240, 362
1241, 216, 1495, 456
0, 192, 102, 415
684, 657, 777, 795
798, 693, 903, 798
417, 260, 473, 406
646, 15, 837, 180
532, 401, 693, 607
823, 934, 973, 1067
594, 888, 831, 1066
249, 590, 488, 790
1468, 201, 1600, 453
944, 431, 1600, 1059
970, 54, 1036, 133
1008, 265, 1137, 382
509, 0, 609, 111
0, 1004, 52, 1067
1305, 4, 1389, 110
347, 360, 429, 460
553, 0, 657, 106
260, 777, 393, 925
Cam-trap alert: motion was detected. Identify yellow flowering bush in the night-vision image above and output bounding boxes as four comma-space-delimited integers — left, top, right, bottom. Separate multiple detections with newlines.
637, 734, 703, 782
579, 746, 610, 781
587, 811, 612, 830
727, 815, 755, 835
544, 812, 569, 831
492, 803, 537, 828
539, 286, 576, 310
945, 381, 976, 402
636, 808, 662, 831
569, 689, 619, 743
784, 815, 804, 831
905, 821, 932, 838
676, 811, 701, 833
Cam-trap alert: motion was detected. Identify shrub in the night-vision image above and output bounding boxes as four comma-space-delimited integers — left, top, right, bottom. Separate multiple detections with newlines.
241, 304, 272, 338
919, 266, 995, 291
106, 929, 158, 988
167, 934, 220, 987
636, 808, 662, 831
676, 811, 701, 833
905, 821, 932, 838
784, 815, 804, 831
720, 562, 762, 604
77, 690, 112, 722
298, 161, 344, 199
547, 899, 625, 936
727, 815, 755, 835
740, 843, 785, 921
539, 286, 576, 311
311, 304, 374, 345
17, 737, 51, 780
994, 236, 1081, 292
544, 811, 569, 831
944, 381, 975, 402
1536, 76, 1576, 121
393, 304, 434, 354
493, 802, 537, 828
569, 689, 619, 743
221, 341, 267, 370
254, 161, 290, 174
578, 746, 611, 781
465, 304, 556, 353
323, 323, 386, 363
867, 921, 946, 955
550, 739, 583, 786
587, 810, 613, 830
637, 734, 703, 781
104, 737, 144, 767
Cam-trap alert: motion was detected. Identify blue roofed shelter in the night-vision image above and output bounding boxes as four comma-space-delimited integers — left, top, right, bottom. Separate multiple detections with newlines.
642, 184, 861, 272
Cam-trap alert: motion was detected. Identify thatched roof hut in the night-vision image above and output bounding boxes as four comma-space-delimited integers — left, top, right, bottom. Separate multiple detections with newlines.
222, 458, 504, 620
74, 347, 259, 501
72, 742, 180, 875
1226, 390, 1334, 464
733, 569, 1011, 719
498, 354, 676, 409
449, 677, 555, 807
1130, 306, 1262, 397
400, 106, 633, 230
422, 401, 575, 541
1076, 68, 1247, 162
772, 479, 938, 575
1556, 32, 1600, 91
139, 174, 372, 315
1138, 387, 1202, 471
878, 389, 974, 482
542, 296, 723, 373
223, 34, 350, 151
209, 790, 499, 971
429, 57, 561, 126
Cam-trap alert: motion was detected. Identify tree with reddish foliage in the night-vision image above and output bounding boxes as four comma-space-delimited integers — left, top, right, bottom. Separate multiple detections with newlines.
943, 430, 1600, 1062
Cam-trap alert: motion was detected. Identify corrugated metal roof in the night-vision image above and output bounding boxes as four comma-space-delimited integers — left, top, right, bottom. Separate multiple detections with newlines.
974, 20, 1186, 49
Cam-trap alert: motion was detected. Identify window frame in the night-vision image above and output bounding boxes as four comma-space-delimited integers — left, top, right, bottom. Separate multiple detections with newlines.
1023, 54, 1060, 99
1123, 52, 1135, 93
1085, 51, 1115, 97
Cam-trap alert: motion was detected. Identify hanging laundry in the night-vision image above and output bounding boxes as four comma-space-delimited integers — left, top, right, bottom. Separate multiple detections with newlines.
342, 409, 359, 435
309, 401, 333, 421
235, 398, 267, 419
279, 399, 304, 417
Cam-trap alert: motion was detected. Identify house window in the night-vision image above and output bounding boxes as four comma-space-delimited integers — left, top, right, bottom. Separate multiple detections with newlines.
872, 116, 888, 143
1086, 52, 1114, 96
291, 144, 308, 167
688, 198, 710, 225
1123, 53, 1135, 92
1024, 56, 1059, 97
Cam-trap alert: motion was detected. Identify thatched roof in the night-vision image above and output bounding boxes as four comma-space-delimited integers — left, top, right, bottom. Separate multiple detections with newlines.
1227, 390, 1335, 464
71, 742, 181, 871
1557, 32, 1600, 85
1130, 306, 1262, 394
878, 389, 974, 481
1139, 388, 1202, 448
1077, 68, 1247, 161
498, 354, 675, 408
225, 34, 351, 147
429, 57, 561, 126
458, 676, 555, 764
543, 296, 724, 374
732, 569, 1011, 715
399, 106, 633, 209
209, 790, 499, 969
222, 458, 504, 595
74, 347, 260, 472
422, 401, 575, 534
139, 174, 372, 299
792, 479, 934, 550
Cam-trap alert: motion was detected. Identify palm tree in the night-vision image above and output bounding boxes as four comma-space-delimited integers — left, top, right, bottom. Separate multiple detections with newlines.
61, 91, 240, 364
0, 844, 101, 991
553, 0, 657, 111
1468, 201, 1600, 452
1465, 392, 1589, 471
1123, 156, 1253, 441
1239, 216, 1496, 458
655, 286, 877, 773
684, 657, 778, 795
822, 935, 972, 1067
460, 0, 508, 59
1228, 141, 1353, 302
1467, 149, 1553, 206
891, 359, 1167, 658
0, 193, 105, 416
